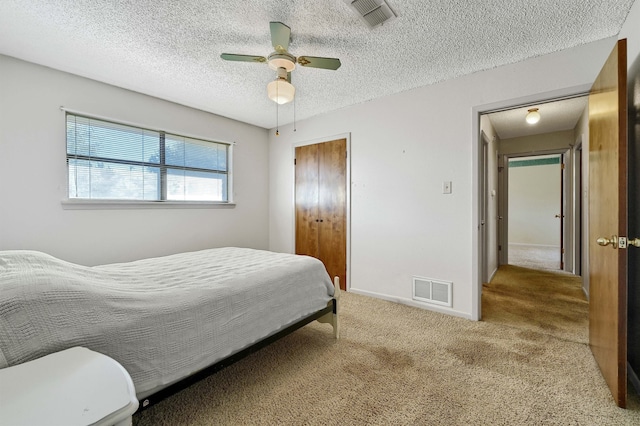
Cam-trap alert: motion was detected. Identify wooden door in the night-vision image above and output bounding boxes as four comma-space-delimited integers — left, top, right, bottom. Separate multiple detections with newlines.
588, 39, 628, 408
295, 143, 320, 258
318, 139, 347, 290
627, 35, 640, 398
295, 139, 347, 290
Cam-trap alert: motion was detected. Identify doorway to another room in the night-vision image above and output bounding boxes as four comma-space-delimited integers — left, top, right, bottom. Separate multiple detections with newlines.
477, 95, 590, 345
507, 154, 563, 272
476, 40, 636, 408
479, 94, 588, 282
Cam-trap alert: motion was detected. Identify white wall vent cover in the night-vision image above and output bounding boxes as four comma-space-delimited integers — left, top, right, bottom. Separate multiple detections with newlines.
343, 0, 397, 29
413, 276, 452, 307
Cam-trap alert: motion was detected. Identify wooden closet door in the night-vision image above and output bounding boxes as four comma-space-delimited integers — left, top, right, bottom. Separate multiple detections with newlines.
318, 138, 347, 290
295, 143, 320, 258
295, 138, 347, 290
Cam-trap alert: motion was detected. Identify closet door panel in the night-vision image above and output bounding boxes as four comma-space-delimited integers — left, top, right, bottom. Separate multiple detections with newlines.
319, 139, 347, 289
295, 144, 320, 258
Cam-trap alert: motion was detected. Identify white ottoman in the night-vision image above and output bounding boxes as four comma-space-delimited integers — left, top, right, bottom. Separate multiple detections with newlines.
0, 347, 138, 426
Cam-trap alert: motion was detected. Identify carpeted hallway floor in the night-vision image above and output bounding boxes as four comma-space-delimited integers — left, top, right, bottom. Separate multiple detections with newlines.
508, 243, 562, 271
134, 266, 640, 425
482, 264, 588, 343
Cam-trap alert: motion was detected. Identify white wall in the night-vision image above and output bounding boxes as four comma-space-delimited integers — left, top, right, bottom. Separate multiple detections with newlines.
508, 161, 561, 246
268, 36, 618, 319
620, 0, 640, 68
499, 130, 576, 155
0, 55, 270, 266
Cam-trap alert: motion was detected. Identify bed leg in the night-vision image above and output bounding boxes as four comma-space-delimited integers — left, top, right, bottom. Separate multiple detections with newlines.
330, 276, 340, 339
317, 276, 340, 339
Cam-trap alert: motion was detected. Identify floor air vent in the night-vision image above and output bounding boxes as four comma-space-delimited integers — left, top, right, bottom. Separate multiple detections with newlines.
343, 0, 397, 29
413, 277, 452, 307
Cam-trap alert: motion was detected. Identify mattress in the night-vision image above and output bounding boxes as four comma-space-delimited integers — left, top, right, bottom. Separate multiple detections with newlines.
0, 247, 334, 398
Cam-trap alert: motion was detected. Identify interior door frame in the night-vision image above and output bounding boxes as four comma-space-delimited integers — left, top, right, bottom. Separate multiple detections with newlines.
499, 150, 569, 270
572, 137, 585, 277
480, 130, 489, 283
472, 85, 591, 320
292, 133, 352, 291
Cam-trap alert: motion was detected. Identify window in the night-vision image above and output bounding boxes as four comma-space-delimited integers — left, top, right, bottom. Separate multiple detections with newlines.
66, 114, 230, 203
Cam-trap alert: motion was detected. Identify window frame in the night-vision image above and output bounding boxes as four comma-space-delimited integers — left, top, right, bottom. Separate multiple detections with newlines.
63, 112, 234, 209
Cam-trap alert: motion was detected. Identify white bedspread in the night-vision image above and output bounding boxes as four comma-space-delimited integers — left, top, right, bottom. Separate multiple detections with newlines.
0, 248, 334, 398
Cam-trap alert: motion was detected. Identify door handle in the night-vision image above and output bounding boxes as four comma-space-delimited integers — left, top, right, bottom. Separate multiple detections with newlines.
629, 238, 640, 247
596, 235, 618, 249
555, 214, 563, 218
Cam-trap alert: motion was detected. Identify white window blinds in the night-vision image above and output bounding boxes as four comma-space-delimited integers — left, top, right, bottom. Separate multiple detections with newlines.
66, 114, 229, 202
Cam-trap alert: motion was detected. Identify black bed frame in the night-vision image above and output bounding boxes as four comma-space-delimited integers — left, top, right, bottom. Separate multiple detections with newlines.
136, 298, 337, 412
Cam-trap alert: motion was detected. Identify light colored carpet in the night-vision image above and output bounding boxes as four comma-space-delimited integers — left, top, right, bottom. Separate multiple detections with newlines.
483, 264, 588, 344
509, 243, 561, 271
134, 269, 639, 425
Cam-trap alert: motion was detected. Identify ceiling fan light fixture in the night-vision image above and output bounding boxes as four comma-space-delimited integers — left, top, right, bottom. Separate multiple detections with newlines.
267, 79, 295, 104
526, 108, 541, 124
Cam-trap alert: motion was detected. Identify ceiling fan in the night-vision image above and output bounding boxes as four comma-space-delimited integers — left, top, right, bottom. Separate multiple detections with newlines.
221, 22, 341, 104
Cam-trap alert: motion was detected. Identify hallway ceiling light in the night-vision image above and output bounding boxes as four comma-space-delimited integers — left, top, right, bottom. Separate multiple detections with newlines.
526, 108, 541, 124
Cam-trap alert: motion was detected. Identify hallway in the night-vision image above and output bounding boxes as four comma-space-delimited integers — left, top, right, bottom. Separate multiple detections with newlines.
482, 265, 587, 343
508, 244, 562, 272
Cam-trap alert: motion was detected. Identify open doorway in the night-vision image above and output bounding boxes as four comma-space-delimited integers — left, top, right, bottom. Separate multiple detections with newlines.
474, 40, 635, 407
479, 94, 588, 280
507, 154, 563, 271
476, 93, 590, 328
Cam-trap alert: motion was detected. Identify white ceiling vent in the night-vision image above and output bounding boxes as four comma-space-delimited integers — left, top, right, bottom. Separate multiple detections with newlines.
343, 0, 397, 29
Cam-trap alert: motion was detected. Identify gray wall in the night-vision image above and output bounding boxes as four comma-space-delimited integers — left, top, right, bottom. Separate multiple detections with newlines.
268, 36, 618, 320
0, 55, 270, 266
499, 130, 575, 155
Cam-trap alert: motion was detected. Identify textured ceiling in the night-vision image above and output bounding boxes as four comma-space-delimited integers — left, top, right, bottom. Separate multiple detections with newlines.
0, 0, 635, 129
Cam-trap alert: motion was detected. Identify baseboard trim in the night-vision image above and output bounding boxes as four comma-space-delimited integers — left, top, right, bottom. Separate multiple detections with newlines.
488, 267, 498, 283
348, 288, 473, 320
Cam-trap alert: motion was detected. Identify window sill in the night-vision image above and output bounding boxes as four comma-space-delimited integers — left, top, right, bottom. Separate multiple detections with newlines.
61, 199, 236, 210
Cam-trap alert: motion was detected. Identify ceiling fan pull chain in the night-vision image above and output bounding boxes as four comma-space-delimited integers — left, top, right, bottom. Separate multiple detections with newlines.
275, 84, 280, 136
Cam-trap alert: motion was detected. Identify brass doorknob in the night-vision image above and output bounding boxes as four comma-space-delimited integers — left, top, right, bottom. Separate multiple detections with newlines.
629, 238, 640, 248
597, 236, 618, 249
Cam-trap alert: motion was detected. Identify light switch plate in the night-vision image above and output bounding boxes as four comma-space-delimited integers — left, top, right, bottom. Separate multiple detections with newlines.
443, 181, 452, 194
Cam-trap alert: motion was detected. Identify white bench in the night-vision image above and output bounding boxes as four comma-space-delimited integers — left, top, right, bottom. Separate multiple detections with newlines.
0, 347, 138, 426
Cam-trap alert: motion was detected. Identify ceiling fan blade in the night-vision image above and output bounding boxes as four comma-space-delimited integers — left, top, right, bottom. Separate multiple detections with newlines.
220, 53, 267, 63
297, 56, 341, 70
270, 22, 291, 51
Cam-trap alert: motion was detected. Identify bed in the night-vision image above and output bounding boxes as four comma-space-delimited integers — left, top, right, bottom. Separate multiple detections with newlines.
0, 247, 339, 410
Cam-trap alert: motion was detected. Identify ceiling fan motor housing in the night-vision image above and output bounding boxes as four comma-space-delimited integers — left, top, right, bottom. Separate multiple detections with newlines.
268, 51, 296, 71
